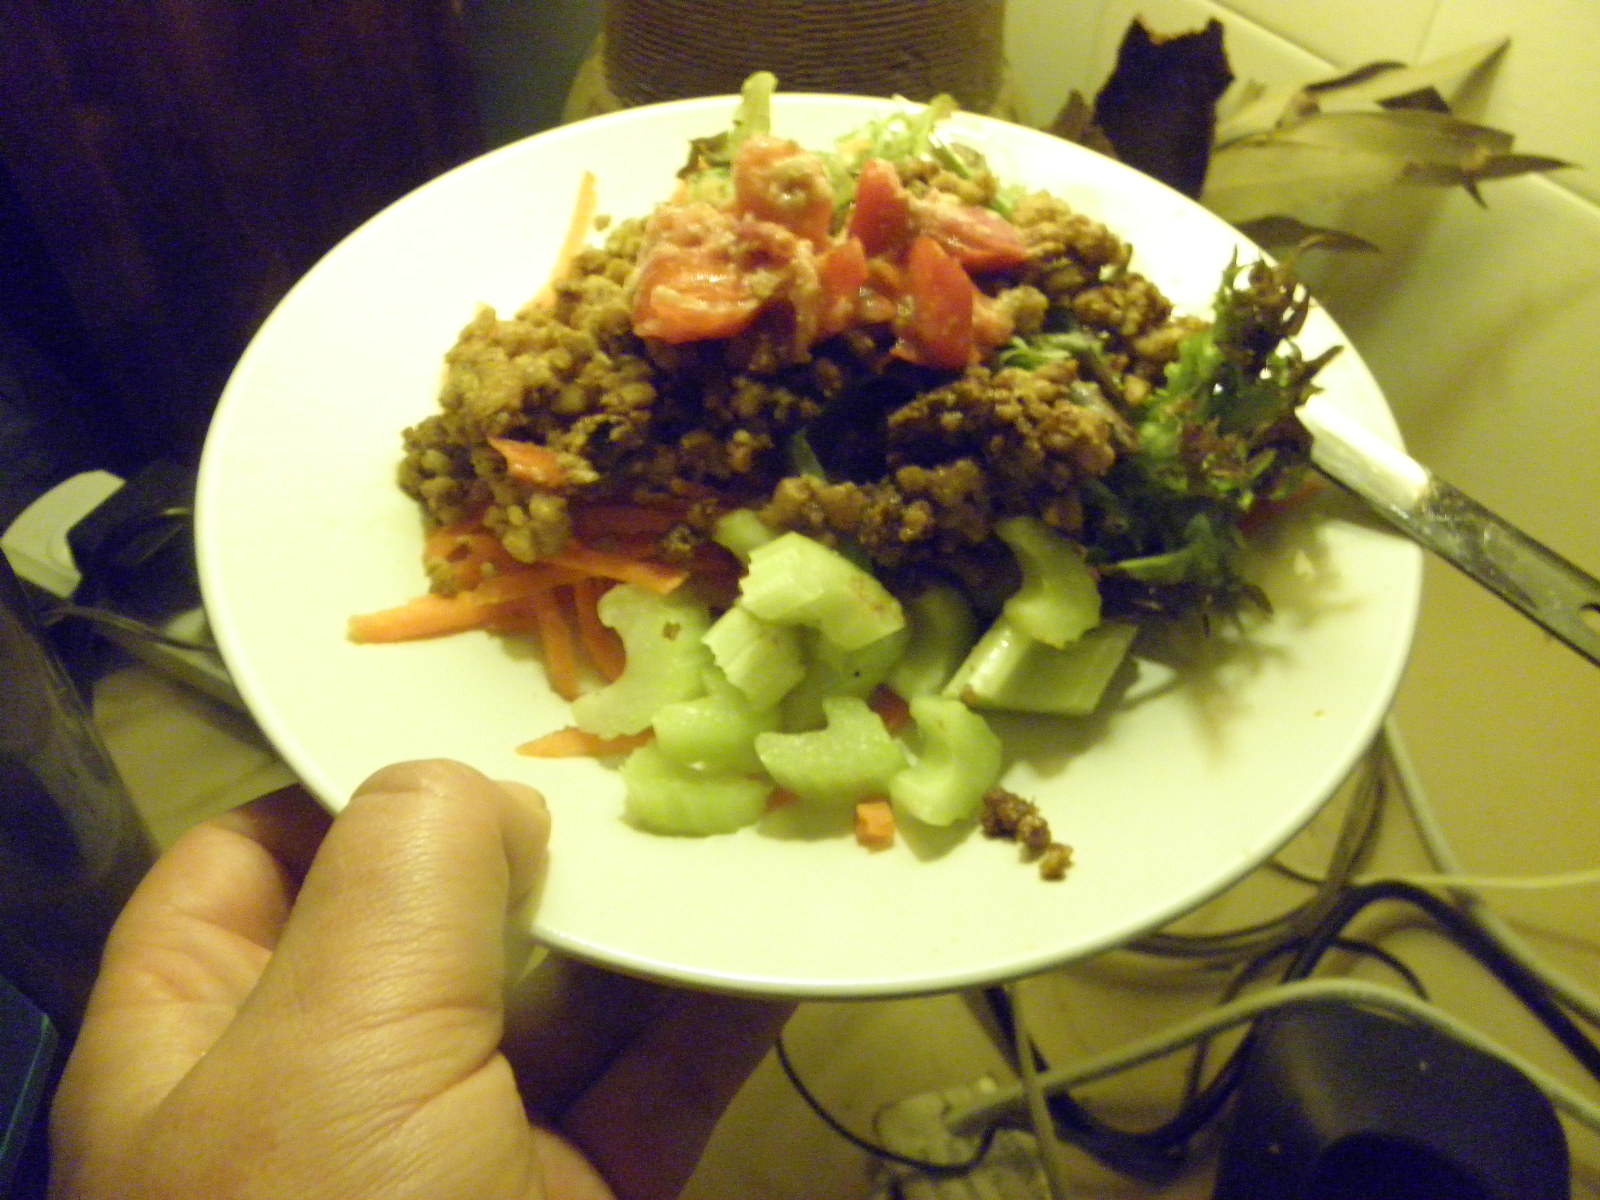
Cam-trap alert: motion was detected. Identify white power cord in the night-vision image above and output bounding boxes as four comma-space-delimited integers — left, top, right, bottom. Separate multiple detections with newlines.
1008, 984, 1074, 1200
926, 714, 1600, 1184
944, 975, 1600, 1142
1377, 715, 1600, 1029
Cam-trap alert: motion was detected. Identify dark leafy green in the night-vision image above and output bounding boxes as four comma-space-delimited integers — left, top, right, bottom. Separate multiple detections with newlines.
1022, 257, 1337, 621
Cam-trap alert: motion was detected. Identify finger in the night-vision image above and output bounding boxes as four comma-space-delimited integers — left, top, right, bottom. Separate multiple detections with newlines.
209, 783, 334, 902
242, 759, 549, 1081
52, 784, 332, 1162
560, 991, 794, 1200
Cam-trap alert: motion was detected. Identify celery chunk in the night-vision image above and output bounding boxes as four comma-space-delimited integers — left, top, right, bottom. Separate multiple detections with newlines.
889, 696, 1004, 826
781, 625, 910, 730
886, 582, 979, 698
620, 742, 770, 836
738, 532, 904, 651
711, 508, 779, 562
703, 605, 806, 710
570, 584, 711, 738
754, 695, 907, 804
944, 616, 1137, 717
995, 516, 1101, 647
652, 666, 780, 775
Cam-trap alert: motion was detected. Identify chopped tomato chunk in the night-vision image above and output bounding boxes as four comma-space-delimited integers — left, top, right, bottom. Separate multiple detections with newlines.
912, 198, 1031, 273
732, 134, 835, 246
898, 234, 976, 370
847, 158, 913, 258
816, 236, 869, 337
632, 244, 762, 343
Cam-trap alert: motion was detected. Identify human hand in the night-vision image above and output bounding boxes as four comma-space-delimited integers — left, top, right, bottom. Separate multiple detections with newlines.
48, 759, 790, 1200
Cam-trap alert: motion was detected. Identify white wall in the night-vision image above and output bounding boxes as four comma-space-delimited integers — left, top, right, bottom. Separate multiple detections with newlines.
1005, 0, 1600, 897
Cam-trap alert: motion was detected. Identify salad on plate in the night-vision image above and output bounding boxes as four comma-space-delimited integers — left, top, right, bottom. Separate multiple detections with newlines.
350, 75, 1335, 876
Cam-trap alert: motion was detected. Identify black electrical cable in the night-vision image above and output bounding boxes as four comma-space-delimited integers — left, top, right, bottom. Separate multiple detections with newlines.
978, 986, 1187, 1185
775, 859, 1600, 1184
981, 874, 1586, 1182
773, 1035, 1003, 1178
1283, 879, 1600, 1085
1099, 878, 1600, 1161
1177, 934, 1430, 1112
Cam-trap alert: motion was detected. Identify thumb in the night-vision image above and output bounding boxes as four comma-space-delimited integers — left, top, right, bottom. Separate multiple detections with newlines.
242, 759, 549, 1076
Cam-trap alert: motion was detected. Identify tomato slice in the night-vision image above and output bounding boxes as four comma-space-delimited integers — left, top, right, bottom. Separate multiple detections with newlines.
732, 135, 835, 246
913, 199, 1030, 273
816, 236, 869, 336
898, 234, 975, 370
847, 158, 914, 258
632, 246, 762, 342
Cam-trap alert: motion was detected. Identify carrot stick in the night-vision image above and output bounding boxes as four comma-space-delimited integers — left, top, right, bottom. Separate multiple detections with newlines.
571, 576, 626, 681
489, 438, 567, 488
854, 798, 897, 851
527, 587, 582, 701
532, 170, 599, 309
546, 543, 689, 595
347, 593, 498, 643
467, 563, 587, 604
516, 726, 653, 758
572, 502, 688, 542
423, 522, 519, 590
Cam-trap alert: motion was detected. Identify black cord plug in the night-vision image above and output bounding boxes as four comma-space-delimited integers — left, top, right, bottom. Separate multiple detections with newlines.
65, 459, 199, 626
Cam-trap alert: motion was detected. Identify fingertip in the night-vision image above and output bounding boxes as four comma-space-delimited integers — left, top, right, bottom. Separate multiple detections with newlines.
349, 759, 550, 907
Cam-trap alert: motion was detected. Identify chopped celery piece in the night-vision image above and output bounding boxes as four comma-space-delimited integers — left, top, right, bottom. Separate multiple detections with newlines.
710, 508, 779, 562
944, 616, 1137, 717
620, 742, 769, 836
995, 516, 1101, 647
889, 696, 1004, 826
738, 532, 904, 651
652, 666, 780, 775
886, 582, 979, 698
755, 695, 907, 804
570, 584, 711, 738
782, 625, 910, 730
703, 605, 806, 710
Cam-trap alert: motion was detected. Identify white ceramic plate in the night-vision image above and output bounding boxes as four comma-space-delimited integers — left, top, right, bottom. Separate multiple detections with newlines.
196, 94, 1421, 999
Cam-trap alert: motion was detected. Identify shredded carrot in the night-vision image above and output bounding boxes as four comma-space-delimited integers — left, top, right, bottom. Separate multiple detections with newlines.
532, 170, 599, 309
479, 597, 545, 636
527, 587, 582, 701
348, 562, 585, 645
868, 684, 912, 734
423, 521, 518, 590
489, 437, 567, 488
854, 798, 897, 851
572, 502, 688, 542
516, 726, 653, 758
466, 563, 587, 604
546, 543, 689, 595
571, 576, 626, 681
347, 593, 499, 643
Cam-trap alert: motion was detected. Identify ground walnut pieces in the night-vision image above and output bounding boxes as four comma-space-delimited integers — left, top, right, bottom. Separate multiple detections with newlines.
981, 788, 1073, 880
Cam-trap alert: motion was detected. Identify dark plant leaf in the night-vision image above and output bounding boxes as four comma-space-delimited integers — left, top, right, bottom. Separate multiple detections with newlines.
1378, 86, 1453, 114
1474, 152, 1574, 179
1092, 18, 1232, 198
1304, 60, 1408, 95
1046, 89, 1118, 158
1235, 215, 1382, 256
